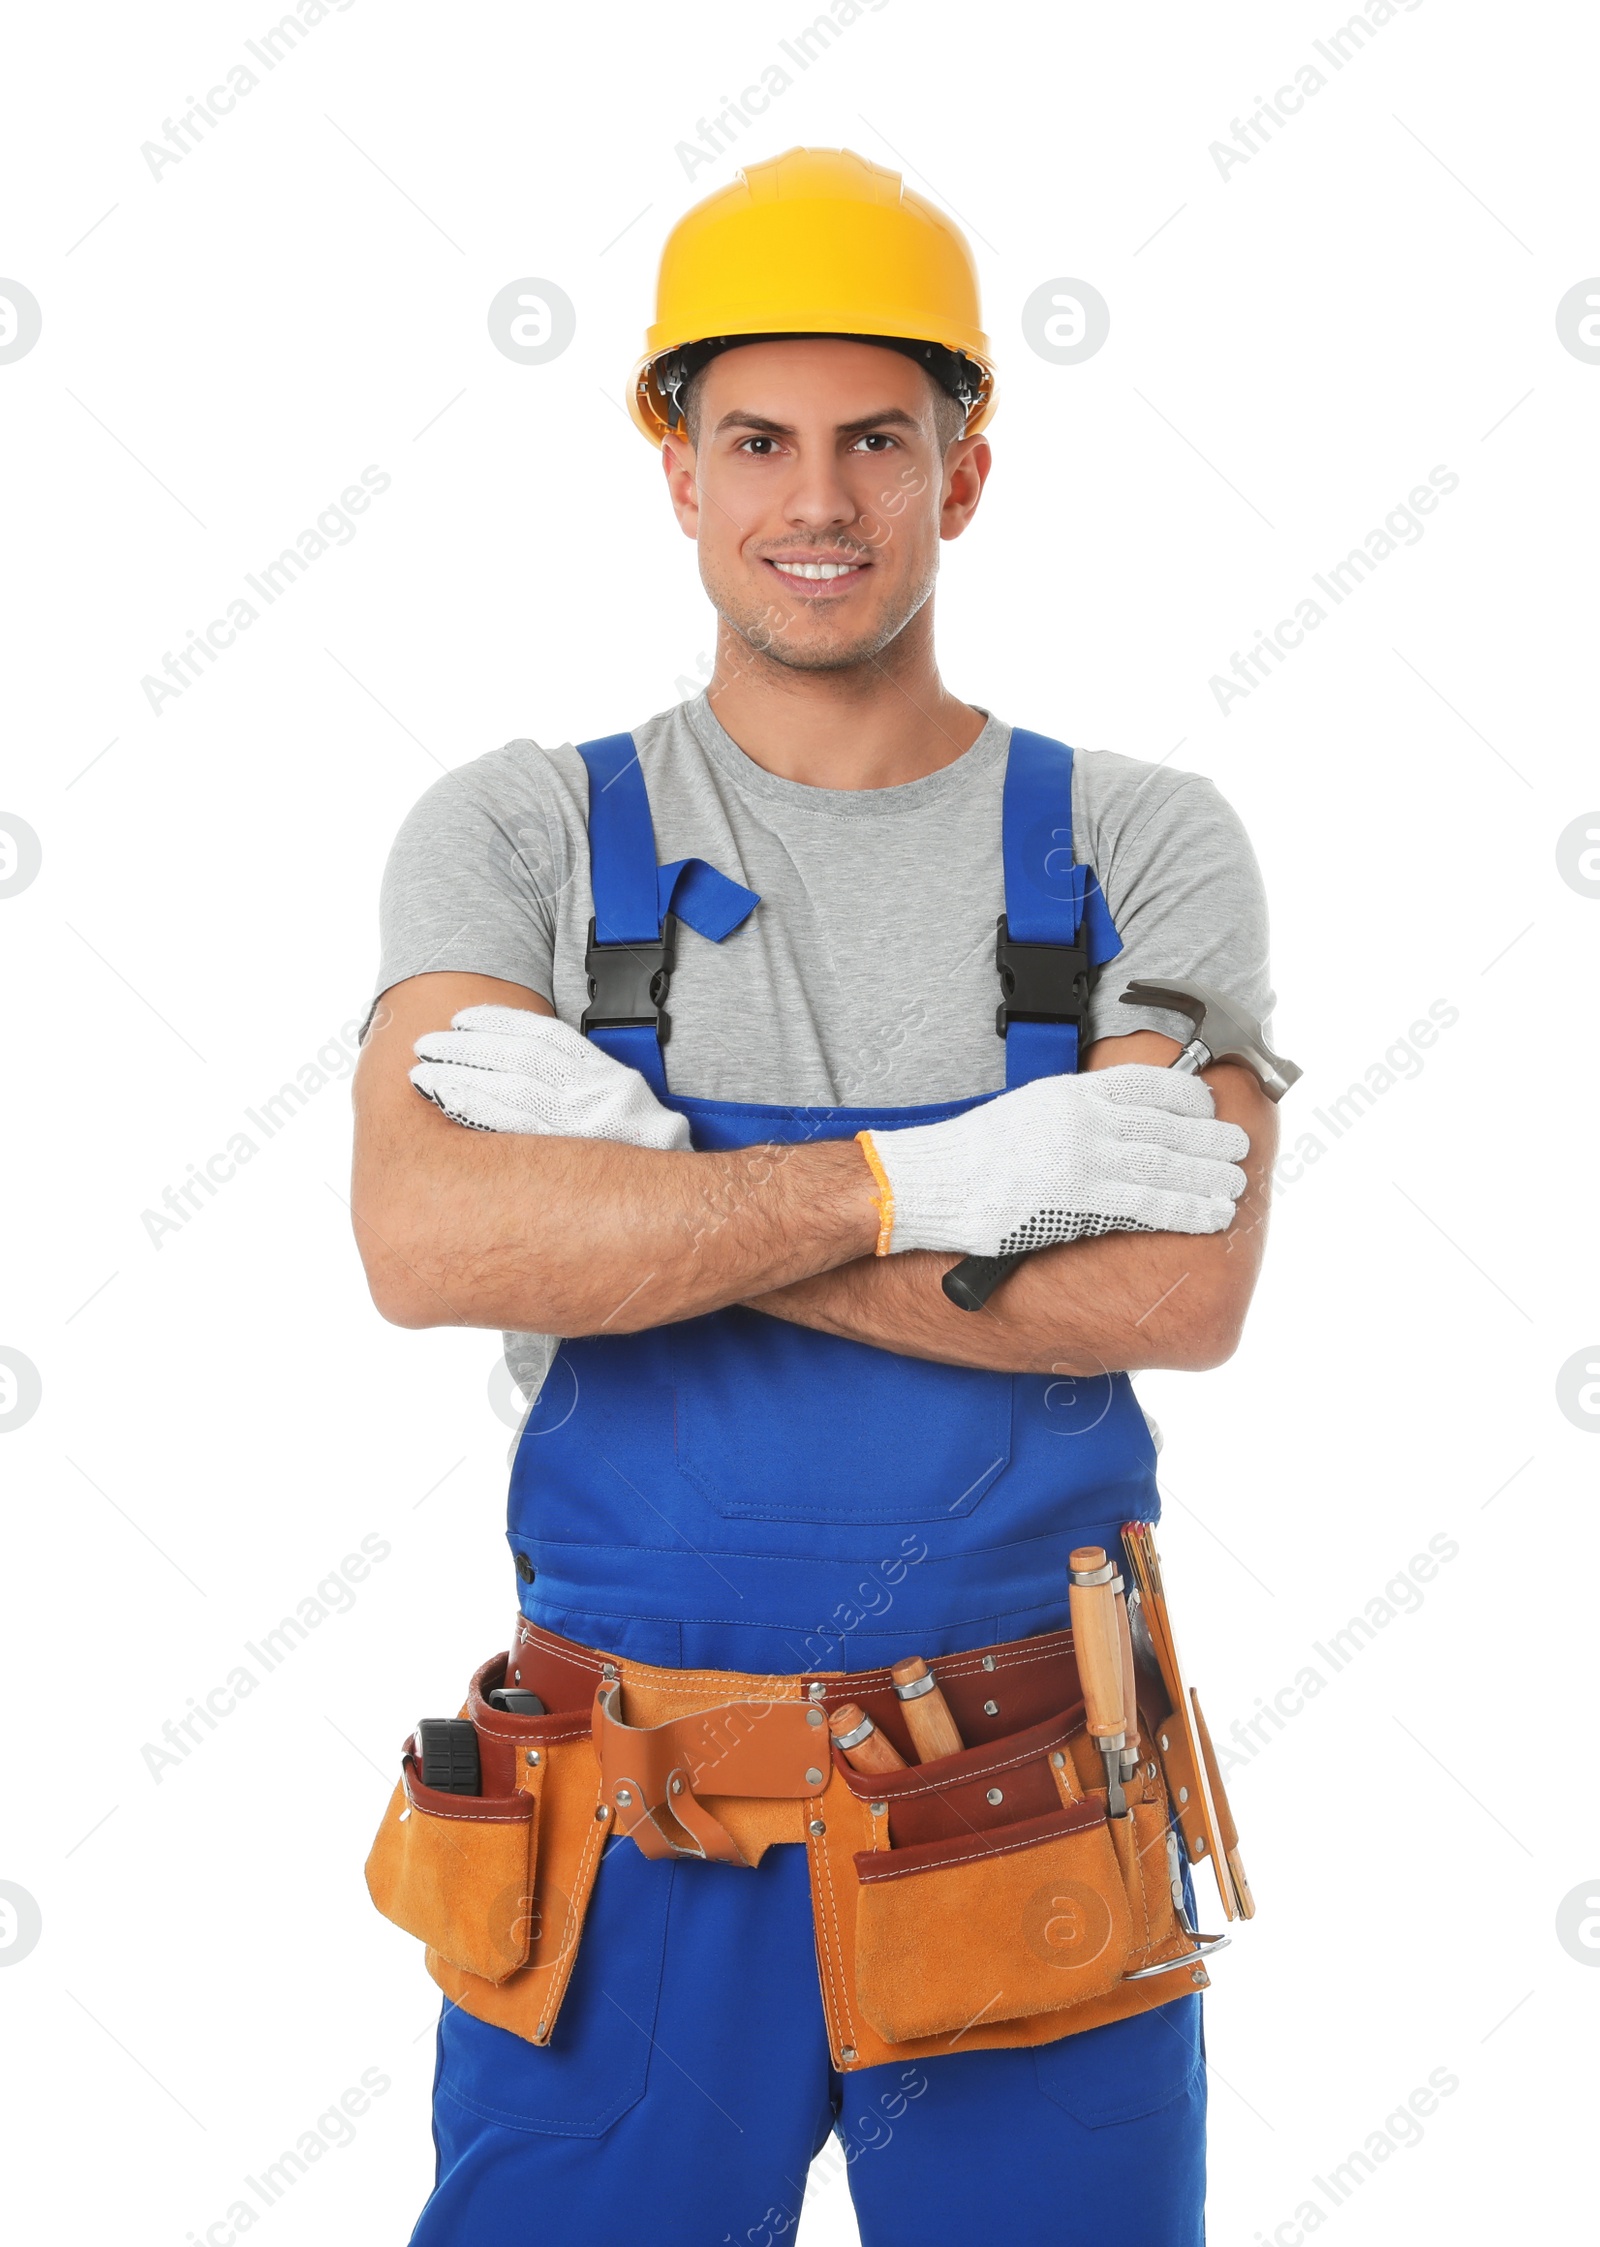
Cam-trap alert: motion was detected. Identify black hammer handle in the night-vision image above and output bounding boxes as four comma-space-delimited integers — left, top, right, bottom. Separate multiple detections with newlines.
941, 1251, 1019, 1312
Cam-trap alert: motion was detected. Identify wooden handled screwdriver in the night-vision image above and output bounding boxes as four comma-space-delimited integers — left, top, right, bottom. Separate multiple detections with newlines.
828, 1702, 907, 1776
891, 1657, 965, 1761
1068, 1547, 1129, 1815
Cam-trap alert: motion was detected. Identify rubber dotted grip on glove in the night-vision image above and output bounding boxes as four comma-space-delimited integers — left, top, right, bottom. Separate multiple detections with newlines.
998, 1211, 1159, 1255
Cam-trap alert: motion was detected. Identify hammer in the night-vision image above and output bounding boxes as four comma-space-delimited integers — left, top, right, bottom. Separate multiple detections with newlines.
941, 977, 1301, 1311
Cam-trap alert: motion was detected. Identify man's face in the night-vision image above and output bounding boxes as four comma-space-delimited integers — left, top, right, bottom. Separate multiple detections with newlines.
660, 337, 989, 674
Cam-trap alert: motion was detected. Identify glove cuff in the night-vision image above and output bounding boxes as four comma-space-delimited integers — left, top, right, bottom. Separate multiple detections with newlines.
854, 1131, 897, 1257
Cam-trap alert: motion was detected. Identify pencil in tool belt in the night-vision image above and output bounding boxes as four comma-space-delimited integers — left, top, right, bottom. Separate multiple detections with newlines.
890, 1657, 964, 1761
1067, 1547, 1129, 1817
827, 1702, 907, 1775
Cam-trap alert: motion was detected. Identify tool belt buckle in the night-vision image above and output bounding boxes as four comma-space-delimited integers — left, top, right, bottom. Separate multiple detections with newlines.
993, 914, 1090, 1038
581, 914, 676, 1042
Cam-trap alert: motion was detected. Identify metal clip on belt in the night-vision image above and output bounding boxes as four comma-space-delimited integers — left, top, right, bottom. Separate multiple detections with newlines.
593, 1680, 828, 1865
1121, 1826, 1232, 1980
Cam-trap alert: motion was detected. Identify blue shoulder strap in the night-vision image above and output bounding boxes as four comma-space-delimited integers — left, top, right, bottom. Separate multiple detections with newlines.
577, 733, 759, 1096
1000, 729, 1122, 1086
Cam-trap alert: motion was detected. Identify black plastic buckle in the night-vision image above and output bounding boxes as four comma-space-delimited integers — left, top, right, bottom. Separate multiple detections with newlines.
581, 915, 675, 1043
994, 913, 1090, 1038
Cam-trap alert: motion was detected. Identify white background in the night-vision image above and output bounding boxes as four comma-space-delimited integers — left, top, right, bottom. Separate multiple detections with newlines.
2, 2, 1596, 2240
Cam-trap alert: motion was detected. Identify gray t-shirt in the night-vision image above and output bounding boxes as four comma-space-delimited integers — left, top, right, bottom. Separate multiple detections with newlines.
371, 693, 1274, 1394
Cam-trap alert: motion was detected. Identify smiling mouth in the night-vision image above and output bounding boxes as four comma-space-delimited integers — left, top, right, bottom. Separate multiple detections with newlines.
763, 556, 870, 597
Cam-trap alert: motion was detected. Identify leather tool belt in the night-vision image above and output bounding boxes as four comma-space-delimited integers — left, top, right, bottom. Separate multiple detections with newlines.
366, 1605, 1245, 2071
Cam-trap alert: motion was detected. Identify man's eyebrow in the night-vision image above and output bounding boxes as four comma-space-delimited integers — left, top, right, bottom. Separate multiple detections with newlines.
836, 407, 922, 438
711, 411, 794, 437
711, 406, 924, 440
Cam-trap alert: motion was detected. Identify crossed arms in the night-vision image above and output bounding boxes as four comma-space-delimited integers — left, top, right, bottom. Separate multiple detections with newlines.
350, 972, 1277, 1378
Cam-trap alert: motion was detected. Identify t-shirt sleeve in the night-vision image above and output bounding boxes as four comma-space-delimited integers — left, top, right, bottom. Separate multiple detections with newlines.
367, 743, 574, 1026
1084, 770, 1276, 1052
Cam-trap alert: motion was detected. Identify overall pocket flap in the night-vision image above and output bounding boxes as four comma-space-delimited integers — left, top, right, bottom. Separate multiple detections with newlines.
365, 1749, 538, 1988
852, 1800, 1133, 2045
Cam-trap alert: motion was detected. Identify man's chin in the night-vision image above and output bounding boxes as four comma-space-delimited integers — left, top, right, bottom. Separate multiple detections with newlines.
729, 606, 902, 674
752, 633, 888, 673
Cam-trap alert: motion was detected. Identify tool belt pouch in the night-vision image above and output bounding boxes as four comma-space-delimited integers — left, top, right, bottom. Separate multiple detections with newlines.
365, 1650, 604, 2035
815, 1639, 1200, 2059
365, 1735, 536, 1985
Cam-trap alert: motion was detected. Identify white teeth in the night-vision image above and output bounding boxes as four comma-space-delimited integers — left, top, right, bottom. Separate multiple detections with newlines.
771, 559, 863, 580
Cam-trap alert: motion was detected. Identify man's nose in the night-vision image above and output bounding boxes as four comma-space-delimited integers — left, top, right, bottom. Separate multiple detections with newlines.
778, 449, 863, 536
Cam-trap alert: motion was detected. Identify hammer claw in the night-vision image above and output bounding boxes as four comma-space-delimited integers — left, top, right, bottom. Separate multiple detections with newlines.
1119, 978, 1301, 1102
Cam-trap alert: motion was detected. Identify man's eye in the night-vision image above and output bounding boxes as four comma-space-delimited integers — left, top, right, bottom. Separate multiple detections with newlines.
739, 436, 778, 455
851, 432, 897, 452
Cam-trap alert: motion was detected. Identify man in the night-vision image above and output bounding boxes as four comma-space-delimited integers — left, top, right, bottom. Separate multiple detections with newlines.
354, 148, 1277, 2247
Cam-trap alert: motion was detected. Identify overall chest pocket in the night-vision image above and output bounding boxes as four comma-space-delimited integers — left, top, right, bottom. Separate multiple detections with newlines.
671, 1310, 1013, 1524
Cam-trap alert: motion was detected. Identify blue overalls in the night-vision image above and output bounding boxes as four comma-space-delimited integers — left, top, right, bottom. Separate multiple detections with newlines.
413, 731, 1206, 2247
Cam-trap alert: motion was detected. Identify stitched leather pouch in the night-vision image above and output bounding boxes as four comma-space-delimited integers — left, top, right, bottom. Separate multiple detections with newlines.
811, 1671, 1198, 2063
365, 1740, 537, 1985
366, 1652, 609, 2039
852, 1794, 1133, 2042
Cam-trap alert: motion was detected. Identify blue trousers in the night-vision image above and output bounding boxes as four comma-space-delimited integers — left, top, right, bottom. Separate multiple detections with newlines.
411, 1836, 1205, 2245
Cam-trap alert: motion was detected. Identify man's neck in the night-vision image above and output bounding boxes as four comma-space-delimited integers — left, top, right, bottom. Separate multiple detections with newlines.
702, 618, 986, 791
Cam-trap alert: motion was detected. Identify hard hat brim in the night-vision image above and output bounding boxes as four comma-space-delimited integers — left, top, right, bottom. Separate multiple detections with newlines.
628, 332, 997, 446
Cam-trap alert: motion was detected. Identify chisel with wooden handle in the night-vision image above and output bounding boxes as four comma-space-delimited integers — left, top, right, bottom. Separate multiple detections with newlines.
1067, 1546, 1128, 1816
828, 1702, 907, 1776
890, 1657, 965, 1762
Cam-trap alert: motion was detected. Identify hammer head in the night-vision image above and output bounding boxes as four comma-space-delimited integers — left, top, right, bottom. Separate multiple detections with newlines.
1118, 977, 1302, 1101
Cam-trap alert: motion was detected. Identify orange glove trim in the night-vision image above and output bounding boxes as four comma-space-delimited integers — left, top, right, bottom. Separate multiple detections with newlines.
855, 1130, 896, 1257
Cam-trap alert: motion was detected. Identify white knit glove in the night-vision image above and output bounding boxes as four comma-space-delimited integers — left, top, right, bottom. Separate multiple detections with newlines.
410, 1006, 690, 1150
857, 1066, 1248, 1257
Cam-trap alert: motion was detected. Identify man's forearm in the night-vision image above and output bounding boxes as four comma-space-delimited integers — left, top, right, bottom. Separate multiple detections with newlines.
352, 972, 886, 1333
354, 1116, 881, 1334
745, 1208, 1269, 1375
354, 979, 1272, 1356
747, 1055, 1279, 1375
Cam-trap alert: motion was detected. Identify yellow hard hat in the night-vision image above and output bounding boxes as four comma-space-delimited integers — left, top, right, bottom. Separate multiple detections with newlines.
628, 146, 996, 445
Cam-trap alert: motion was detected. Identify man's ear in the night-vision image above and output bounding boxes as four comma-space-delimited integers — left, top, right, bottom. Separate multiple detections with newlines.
939, 433, 992, 542
660, 430, 700, 539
